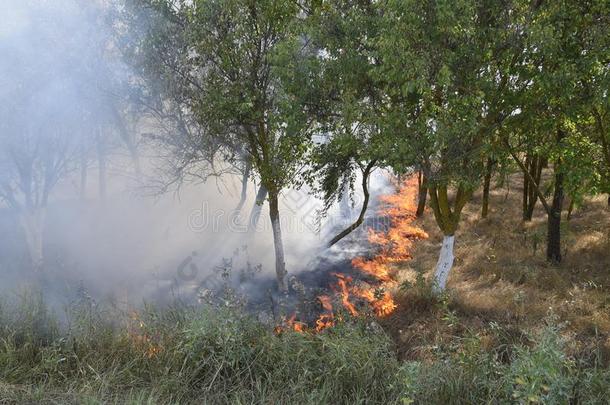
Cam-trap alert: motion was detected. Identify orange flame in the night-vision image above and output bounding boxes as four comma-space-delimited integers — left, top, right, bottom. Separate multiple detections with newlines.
332, 273, 359, 316
273, 174, 427, 334
128, 311, 163, 358
315, 295, 335, 331
348, 174, 428, 318
275, 313, 306, 334
354, 287, 397, 317
351, 256, 394, 283
287, 314, 305, 332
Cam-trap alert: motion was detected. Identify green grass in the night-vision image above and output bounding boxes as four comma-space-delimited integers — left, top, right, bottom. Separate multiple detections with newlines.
0, 292, 608, 404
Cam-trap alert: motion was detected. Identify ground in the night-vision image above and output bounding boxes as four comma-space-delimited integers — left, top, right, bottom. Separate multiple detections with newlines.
383, 172, 610, 363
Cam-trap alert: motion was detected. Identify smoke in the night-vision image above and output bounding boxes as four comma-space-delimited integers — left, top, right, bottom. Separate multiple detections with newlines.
0, 0, 392, 311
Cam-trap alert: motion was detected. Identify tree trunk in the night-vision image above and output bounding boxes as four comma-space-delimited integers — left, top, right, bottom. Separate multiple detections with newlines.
416, 170, 427, 217
235, 160, 251, 213
96, 126, 107, 202
481, 158, 495, 219
523, 154, 544, 221
428, 183, 471, 294
523, 155, 545, 221
432, 235, 455, 294
607, 194, 610, 209
522, 155, 530, 219
567, 198, 574, 221
19, 208, 46, 272
248, 184, 267, 232
328, 160, 376, 247
268, 190, 287, 292
109, 99, 142, 179
547, 131, 565, 263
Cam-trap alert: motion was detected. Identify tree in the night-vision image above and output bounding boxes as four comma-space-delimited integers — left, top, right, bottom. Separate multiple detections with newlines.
125, 0, 314, 291
503, 0, 608, 262
0, 0, 134, 272
379, 0, 518, 293
301, 0, 386, 247
0, 84, 81, 272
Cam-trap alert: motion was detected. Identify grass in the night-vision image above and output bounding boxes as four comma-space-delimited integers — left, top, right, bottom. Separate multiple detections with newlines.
0, 292, 405, 404
0, 290, 609, 404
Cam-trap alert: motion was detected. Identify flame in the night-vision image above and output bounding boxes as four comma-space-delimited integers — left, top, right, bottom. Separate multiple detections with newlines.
318, 295, 333, 312
315, 295, 335, 331
287, 314, 305, 332
273, 174, 427, 333
275, 313, 306, 334
351, 256, 394, 283
348, 174, 428, 317
315, 314, 335, 331
354, 287, 397, 317
332, 273, 359, 316
357, 176, 429, 263
128, 311, 163, 358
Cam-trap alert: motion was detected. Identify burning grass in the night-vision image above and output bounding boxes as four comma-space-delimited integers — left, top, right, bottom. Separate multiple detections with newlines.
2, 174, 609, 403
278, 175, 428, 332
348, 175, 428, 317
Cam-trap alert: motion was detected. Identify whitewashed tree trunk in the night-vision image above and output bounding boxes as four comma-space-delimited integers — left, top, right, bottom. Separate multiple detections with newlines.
248, 184, 267, 233
271, 215, 287, 291
269, 192, 287, 292
19, 208, 46, 272
432, 235, 455, 294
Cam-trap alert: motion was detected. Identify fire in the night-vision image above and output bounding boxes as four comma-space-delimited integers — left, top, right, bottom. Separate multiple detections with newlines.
128, 311, 163, 358
318, 295, 333, 312
332, 273, 359, 316
315, 295, 335, 331
287, 314, 305, 332
275, 313, 306, 334
273, 174, 427, 333
348, 174, 428, 317
354, 287, 397, 317
326, 273, 398, 318
350, 256, 393, 283
315, 314, 335, 331
358, 176, 429, 263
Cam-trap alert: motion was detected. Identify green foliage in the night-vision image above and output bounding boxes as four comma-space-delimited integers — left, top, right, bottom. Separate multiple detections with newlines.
300, 1, 387, 215
378, 0, 504, 185
504, 0, 609, 200
124, 0, 313, 193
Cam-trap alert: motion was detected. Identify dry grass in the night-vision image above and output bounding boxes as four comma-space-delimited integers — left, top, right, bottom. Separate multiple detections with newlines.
383, 172, 610, 363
